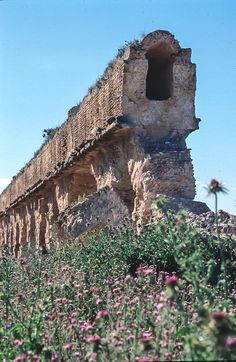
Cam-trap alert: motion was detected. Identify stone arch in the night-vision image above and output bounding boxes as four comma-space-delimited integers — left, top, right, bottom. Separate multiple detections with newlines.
14, 223, 20, 257
140, 31, 180, 101
90, 138, 136, 215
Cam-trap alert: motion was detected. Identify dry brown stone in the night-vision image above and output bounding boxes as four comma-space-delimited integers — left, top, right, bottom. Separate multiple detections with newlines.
0, 30, 211, 255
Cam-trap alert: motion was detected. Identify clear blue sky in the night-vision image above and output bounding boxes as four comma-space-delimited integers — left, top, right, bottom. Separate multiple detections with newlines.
0, 0, 235, 214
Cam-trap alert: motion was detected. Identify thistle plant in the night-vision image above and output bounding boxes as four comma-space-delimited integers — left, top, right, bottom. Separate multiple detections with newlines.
0, 209, 235, 361
206, 179, 228, 298
206, 179, 228, 236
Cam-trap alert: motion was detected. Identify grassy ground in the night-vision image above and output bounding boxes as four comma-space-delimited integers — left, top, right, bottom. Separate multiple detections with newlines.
0, 211, 236, 361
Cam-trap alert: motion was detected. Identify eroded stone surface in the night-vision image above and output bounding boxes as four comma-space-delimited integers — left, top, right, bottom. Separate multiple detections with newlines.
54, 186, 130, 242
0, 30, 208, 255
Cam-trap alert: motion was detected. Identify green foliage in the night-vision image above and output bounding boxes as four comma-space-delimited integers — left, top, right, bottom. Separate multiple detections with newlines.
116, 39, 142, 58
87, 38, 142, 95
0, 214, 236, 361
16, 126, 60, 177
42, 127, 59, 142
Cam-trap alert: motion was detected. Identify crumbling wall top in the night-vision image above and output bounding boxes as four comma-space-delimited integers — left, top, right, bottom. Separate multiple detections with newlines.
0, 30, 197, 213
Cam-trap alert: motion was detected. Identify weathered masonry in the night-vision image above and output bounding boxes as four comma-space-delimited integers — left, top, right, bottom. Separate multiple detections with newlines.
0, 30, 209, 255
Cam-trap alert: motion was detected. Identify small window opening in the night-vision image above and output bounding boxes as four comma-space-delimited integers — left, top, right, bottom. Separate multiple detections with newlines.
146, 43, 173, 100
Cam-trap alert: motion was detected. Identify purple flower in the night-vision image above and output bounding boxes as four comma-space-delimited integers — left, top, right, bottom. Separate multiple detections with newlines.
166, 275, 177, 286
143, 267, 154, 275
80, 322, 93, 331
16, 292, 26, 298
164, 352, 173, 360
85, 335, 101, 344
13, 339, 24, 347
206, 179, 227, 194
211, 311, 227, 321
14, 354, 27, 362
136, 265, 154, 275
63, 342, 74, 350
140, 331, 154, 344
96, 310, 109, 319
136, 357, 150, 362
226, 337, 236, 348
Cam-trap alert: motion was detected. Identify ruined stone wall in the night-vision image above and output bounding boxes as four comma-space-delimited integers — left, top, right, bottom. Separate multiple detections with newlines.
122, 32, 199, 142
0, 30, 205, 255
0, 59, 125, 212
0, 126, 128, 254
55, 186, 131, 242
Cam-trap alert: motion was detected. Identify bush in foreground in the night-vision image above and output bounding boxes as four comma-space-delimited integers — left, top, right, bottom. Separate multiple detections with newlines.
0, 212, 236, 361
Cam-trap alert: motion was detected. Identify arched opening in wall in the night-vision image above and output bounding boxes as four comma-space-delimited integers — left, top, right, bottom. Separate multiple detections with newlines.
67, 167, 97, 206
15, 224, 20, 258
116, 175, 135, 214
146, 42, 174, 100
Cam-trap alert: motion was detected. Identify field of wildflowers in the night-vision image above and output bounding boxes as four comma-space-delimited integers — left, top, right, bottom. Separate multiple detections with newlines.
0, 210, 236, 361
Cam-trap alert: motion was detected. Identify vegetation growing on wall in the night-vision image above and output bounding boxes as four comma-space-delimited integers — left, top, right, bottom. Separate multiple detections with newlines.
11, 38, 142, 184
16, 127, 60, 178
42, 128, 60, 142
87, 39, 142, 95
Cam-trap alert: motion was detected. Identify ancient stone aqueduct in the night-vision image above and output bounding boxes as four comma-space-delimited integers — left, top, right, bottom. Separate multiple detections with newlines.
0, 30, 209, 255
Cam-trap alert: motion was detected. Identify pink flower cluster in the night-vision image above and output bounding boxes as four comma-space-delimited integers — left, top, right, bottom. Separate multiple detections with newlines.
96, 310, 109, 319
136, 265, 155, 275
166, 275, 178, 286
